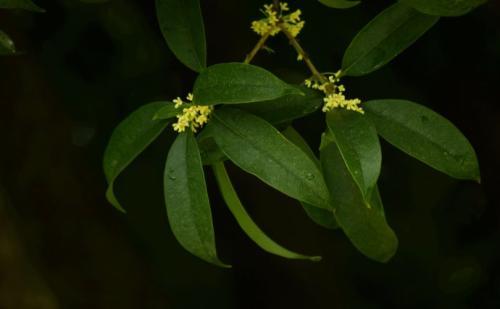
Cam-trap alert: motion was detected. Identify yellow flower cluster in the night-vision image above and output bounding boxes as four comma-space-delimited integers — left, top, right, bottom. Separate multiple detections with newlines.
251, 2, 305, 38
172, 93, 213, 133
305, 71, 364, 114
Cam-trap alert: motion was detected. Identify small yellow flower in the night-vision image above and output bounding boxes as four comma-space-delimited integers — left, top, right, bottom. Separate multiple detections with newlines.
250, 2, 305, 38
173, 97, 184, 108
171, 94, 213, 133
304, 72, 363, 114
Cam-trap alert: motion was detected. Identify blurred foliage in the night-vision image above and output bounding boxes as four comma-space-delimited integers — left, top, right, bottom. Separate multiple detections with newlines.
1, 0, 499, 308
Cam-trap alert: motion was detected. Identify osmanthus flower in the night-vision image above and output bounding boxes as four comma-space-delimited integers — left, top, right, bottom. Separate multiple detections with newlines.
172, 93, 213, 133
251, 2, 305, 38
305, 71, 364, 114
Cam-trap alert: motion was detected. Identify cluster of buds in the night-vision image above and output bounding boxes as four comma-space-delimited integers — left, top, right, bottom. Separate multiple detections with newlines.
305, 71, 364, 114
251, 2, 305, 38
172, 94, 213, 133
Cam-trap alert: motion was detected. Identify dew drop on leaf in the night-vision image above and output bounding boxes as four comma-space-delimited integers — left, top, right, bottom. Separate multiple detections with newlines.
305, 173, 315, 181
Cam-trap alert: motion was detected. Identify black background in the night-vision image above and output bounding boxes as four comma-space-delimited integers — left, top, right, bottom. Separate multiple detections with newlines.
1, 0, 499, 308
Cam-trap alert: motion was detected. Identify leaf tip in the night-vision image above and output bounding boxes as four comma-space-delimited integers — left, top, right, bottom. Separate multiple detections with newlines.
105, 186, 127, 213
309, 256, 322, 262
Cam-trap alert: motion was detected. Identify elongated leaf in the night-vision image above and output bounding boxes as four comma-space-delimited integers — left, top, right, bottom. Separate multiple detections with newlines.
156, 0, 206, 72
164, 132, 229, 267
282, 127, 339, 229
326, 110, 381, 201
152, 102, 177, 120
212, 162, 321, 261
193, 63, 302, 105
319, 0, 360, 9
0, 0, 44, 12
210, 108, 330, 210
364, 99, 480, 181
321, 141, 398, 262
103, 102, 170, 212
342, 2, 439, 76
400, 0, 487, 16
0, 30, 15, 55
239, 86, 323, 125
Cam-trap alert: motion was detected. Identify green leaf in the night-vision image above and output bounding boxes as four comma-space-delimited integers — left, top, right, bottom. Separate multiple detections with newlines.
281, 127, 339, 229
239, 86, 323, 125
197, 126, 227, 165
321, 141, 398, 262
164, 132, 230, 267
152, 102, 177, 120
0, 30, 15, 55
319, 0, 360, 9
0, 0, 45, 12
155, 0, 206, 72
342, 2, 439, 76
212, 162, 321, 261
210, 108, 330, 210
193, 63, 302, 105
400, 0, 487, 16
326, 110, 381, 201
364, 99, 480, 181
103, 102, 170, 212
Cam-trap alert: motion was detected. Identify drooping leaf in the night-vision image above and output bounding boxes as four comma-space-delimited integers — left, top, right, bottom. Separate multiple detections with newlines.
326, 110, 381, 201
193, 63, 302, 105
282, 127, 339, 229
321, 140, 398, 262
0, 31, 15, 55
152, 102, 178, 120
210, 108, 330, 210
164, 132, 229, 267
319, 0, 360, 9
400, 0, 487, 16
239, 86, 323, 125
212, 162, 321, 261
364, 99, 480, 181
156, 0, 206, 72
0, 0, 45, 12
342, 2, 439, 76
103, 102, 170, 212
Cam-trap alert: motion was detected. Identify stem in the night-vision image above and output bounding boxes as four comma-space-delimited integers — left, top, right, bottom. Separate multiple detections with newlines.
278, 24, 328, 84
244, 33, 271, 64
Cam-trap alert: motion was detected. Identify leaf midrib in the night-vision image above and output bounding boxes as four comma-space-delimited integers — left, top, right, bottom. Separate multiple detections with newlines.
343, 7, 421, 74
213, 113, 327, 206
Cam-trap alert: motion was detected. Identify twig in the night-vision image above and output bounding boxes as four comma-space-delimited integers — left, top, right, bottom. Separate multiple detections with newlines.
244, 33, 271, 64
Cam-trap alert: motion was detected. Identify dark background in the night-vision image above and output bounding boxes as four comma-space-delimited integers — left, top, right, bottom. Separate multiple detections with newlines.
1, 0, 499, 308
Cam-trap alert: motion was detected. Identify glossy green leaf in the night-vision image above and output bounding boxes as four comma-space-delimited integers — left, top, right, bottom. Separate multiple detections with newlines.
342, 2, 439, 76
193, 63, 302, 105
164, 132, 229, 267
319, 0, 360, 9
212, 162, 321, 261
364, 99, 480, 181
400, 0, 487, 16
103, 102, 170, 212
210, 108, 330, 210
156, 0, 206, 72
326, 110, 381, 201
239, 86, 323, 125
0, 0, 45, 12
152, 102, 177, 120
321, 141, 398, 262
197, 126, 227, 165
282, 127, 339, 229
0, 31, 15, 55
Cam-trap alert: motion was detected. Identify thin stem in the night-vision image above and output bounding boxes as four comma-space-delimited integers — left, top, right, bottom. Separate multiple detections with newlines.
244, 32, 271, 64
278, 24, 328, 84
